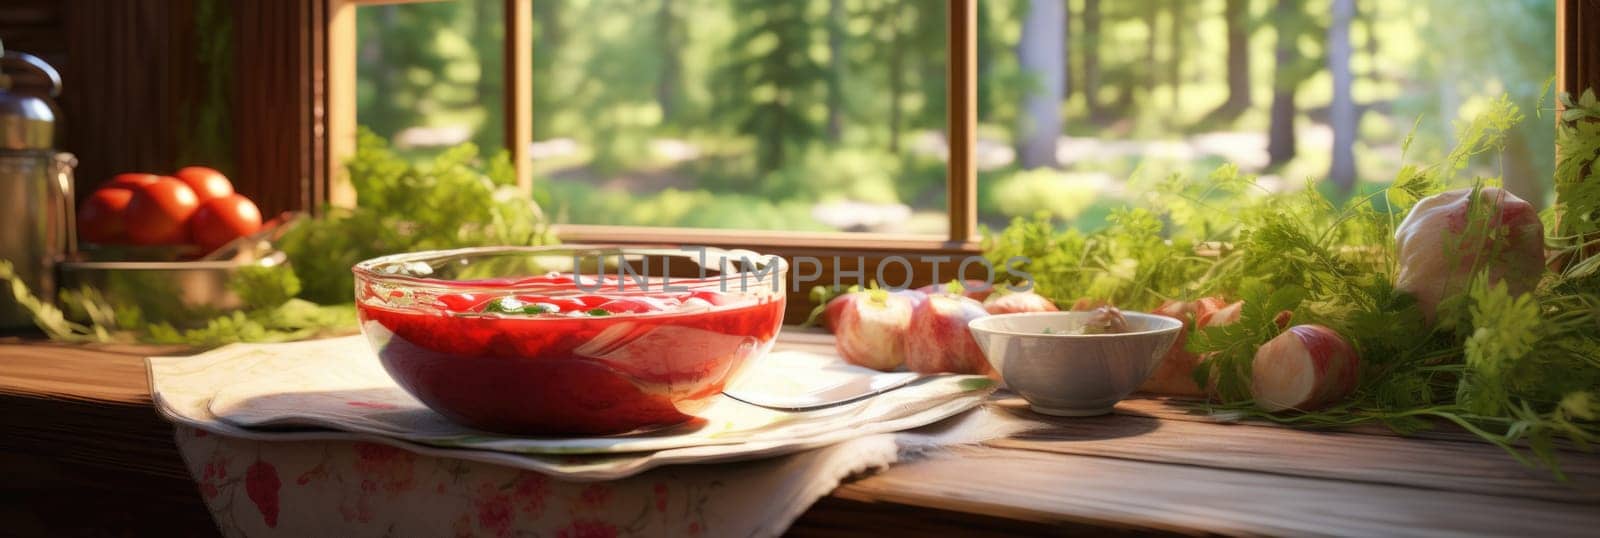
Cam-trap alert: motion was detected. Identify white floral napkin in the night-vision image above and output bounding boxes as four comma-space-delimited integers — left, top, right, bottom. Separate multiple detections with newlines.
173, 405, 1033, 537
152, 335, 1030, 536
148, 335, 995, 480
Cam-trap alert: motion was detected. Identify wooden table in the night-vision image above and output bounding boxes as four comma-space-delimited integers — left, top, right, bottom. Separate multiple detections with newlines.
4, 332, 1599, 537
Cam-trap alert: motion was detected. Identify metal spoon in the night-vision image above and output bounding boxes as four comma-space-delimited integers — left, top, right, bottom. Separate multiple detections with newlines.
722, 371, 929, 412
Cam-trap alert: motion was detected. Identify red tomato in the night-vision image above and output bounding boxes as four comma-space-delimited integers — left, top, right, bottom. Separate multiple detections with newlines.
189, 194, 262, 252
107, 173, 160, 189
124, 178, 201, 245
173, 166, 234, 202
77, 187, 135, 244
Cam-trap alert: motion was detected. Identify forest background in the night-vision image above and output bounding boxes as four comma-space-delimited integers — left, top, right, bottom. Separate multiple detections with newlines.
353, 0, 1554, 234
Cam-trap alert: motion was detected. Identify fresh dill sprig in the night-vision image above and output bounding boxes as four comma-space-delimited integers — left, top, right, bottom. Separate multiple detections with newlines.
985, 92, 1600, 477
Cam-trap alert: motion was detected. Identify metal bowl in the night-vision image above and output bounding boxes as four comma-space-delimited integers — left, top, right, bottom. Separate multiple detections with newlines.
52, 213, 303, 329
56, 251, 290, 328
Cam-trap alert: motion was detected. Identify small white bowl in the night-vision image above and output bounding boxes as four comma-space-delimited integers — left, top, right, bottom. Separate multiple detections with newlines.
968, 311, 1182, 417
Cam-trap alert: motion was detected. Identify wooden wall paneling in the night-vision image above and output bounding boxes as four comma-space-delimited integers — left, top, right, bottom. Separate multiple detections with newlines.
0, 0, 67, 68
57, 0, 200, 201
1559, 0, 1600, 100
0, 0, 67, 143
231, 0, 331, 217
1555, 0, 1600, 254
308, 0, 331, 212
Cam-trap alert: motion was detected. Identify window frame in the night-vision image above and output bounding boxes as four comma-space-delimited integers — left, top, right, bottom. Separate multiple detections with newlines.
272, 0, 1594, 321
321, 0, 978, 321
324, 0, 533, 203
327, 0, 978, 244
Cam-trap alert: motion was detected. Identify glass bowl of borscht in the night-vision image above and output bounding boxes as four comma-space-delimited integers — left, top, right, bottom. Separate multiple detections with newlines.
353, 245, 787, 435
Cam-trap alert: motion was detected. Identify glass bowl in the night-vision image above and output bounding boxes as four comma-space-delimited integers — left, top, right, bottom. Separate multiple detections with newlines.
353, 245, 787, 435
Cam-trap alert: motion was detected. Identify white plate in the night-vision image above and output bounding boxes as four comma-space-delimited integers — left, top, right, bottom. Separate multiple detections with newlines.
149, 335, 995, 479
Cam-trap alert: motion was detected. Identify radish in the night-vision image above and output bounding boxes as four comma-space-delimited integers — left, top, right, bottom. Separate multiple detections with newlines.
892, 288, 930, 310
904, 294, 994, 377
1139, 300, 1206, 396
820, 292, 860, 333
1273, 310, 1294, 329
1193, 296, 1228, 318
1197, 300, 1243, 328
833, 290, 914, 371
1152, 298, 1197, 323
1140, 296, 1235, 397
1251, 324, 1361, 412
983, 291, 1059, 314
1195, 299, 1290, 331
809, 287, 925, 333
1394, 187, 1544, 325
916, 279, 994, 301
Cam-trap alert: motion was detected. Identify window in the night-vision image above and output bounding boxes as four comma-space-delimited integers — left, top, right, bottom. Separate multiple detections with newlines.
294, 0, 1589, 318
343, 0, 970, 236
353, 0, 508, 164
334, 0, 977, 250
975, 0, 1557, 235
528, 0, 950, 235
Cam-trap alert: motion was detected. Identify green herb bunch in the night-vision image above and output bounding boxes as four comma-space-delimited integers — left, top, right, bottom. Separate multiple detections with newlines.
985, 94, 1600, 476
281, 129, 552, 303
0, 259, 355, 345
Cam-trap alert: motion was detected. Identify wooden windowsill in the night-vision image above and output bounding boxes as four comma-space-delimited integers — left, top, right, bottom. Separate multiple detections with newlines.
554, 224, 982, 254
3, 334, 1599, 535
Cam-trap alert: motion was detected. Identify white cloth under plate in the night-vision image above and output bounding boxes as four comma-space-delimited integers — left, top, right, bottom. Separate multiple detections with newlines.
151, 335, 1032, 537
172, 405, 1035, 537
148, 335, 996, 480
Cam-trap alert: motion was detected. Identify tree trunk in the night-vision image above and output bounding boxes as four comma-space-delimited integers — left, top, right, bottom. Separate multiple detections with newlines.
1204, 0, 1252, 123
531, 0, 563, 138
1266, 0, 1300, 168
887, 2, 904, 154
473, 0, 505, 152
825, 0, 845, 142
1144, 1, 1159, 90
369, 6, 399, 138
1017, 0, 1065, 169
656, 0, 681, 125
1168, 0, 1183, 111
1062, 0, 1073, 101
1360, 1, 1379, 82
1327, 0, 1355, 193
1083, 0, 1103, 122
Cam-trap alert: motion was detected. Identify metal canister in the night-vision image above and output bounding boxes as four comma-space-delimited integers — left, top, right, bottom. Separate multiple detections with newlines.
0, 41, 76, 329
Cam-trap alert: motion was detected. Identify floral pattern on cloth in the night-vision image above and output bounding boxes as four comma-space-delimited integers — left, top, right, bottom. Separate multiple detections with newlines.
157, 337, 1031, 536
177, 425, 904, 537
